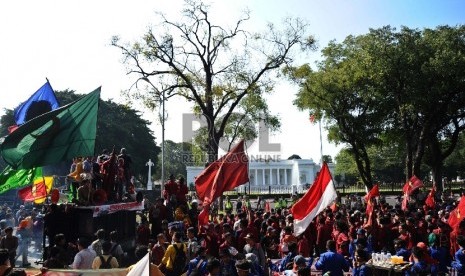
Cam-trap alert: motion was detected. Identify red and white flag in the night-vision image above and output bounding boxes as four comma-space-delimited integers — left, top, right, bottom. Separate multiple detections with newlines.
291, 162, 337, 236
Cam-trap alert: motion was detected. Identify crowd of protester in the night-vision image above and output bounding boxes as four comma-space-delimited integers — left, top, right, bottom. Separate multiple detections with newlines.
2, 147, 465, 275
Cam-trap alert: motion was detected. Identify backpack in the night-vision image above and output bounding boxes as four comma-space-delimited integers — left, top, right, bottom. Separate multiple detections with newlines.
99, 255, 113, 269
172, 244, 187, 275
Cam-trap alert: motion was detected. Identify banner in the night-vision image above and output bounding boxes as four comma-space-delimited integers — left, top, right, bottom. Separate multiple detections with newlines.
0, 166, 43, 194
76, 201, 145, 217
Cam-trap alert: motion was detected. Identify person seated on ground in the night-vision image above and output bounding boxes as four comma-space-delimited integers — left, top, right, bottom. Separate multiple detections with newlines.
314, 240, 350, 276
283, 255, 309, 276
245, 253, 265, 276
352, 248, 372, 276
71, 237, 96, 269
406, 246, 431, 276
394, 238, 411, 262
269, 242, 299, 272
109, 231, 124, 264
92, 241, 119, 269
91, 229, 106, 256
43, 246, 66, 269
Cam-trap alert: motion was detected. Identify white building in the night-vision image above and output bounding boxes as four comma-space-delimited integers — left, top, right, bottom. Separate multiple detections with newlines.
186, 158, 336, 194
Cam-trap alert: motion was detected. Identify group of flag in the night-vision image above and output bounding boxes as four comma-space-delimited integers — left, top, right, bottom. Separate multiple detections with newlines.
193, 138, 465, 236
0, 80, 101, 204
193, 140, 338, 236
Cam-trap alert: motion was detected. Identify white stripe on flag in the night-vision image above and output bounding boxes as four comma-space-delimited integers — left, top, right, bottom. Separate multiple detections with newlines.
293, 179, 337, 236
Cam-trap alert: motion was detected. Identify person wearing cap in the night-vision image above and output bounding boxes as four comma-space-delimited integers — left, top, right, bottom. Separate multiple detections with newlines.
243, 233, 266, 272
71, 237, 96, 269
282, 255, 308, 276
314, 240, 349, 276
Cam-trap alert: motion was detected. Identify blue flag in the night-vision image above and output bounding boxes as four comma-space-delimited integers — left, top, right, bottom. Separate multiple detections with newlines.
14, 80, 60, 125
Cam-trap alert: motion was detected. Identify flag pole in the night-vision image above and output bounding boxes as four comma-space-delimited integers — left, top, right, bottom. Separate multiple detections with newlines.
319, 118, 323, 164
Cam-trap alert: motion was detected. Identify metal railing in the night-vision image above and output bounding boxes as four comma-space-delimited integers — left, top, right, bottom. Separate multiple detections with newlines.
188, 181, 465, 196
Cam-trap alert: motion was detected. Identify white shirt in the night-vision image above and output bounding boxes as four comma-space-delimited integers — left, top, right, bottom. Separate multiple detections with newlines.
72, 248, 96, 269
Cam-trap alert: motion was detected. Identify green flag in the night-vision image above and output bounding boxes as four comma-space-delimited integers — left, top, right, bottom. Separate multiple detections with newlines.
0, 88, 100, 169
0, 166, 43, 194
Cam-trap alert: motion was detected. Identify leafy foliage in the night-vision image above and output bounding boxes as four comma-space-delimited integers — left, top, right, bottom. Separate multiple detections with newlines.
290, 25, 465, 189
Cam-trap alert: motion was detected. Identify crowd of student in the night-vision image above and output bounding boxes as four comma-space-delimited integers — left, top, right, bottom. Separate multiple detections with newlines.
3, 168, 465, 276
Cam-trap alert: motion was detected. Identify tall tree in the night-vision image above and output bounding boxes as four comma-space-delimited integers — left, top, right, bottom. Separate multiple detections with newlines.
112, 0, 314, 162
290, 25, 465, 189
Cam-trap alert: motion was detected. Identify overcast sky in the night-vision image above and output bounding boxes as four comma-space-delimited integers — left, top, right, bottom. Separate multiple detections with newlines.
1, 0, 464, 163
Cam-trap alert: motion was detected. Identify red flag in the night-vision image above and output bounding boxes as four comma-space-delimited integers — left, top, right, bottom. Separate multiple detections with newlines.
449, 196, 465, 230
195, 140, 249, 206
425, 186, 436, 209
401, 194, 409, 211
265, 201, 271, 213
366, 198, 374, 215
291, 162, 337, 236
402, 175, 424, 196
364, 184, 380, 202
18, 176, 53, 202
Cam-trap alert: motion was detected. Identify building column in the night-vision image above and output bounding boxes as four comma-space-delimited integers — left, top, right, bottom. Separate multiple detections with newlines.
284, 169, 288, 185
254, 169, 258, 186
269, 168, 273, 185
277, 169, 280, 185
261, 169, 264, 186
